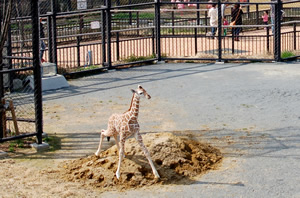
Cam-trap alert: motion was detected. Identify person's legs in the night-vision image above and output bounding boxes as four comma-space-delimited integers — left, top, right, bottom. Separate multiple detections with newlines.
271, 17, 274, 34
212, 27, 216, 36
40, 40, 46, 61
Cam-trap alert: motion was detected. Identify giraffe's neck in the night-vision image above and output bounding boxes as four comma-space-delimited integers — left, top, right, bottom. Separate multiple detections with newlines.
127, 93, 140, 119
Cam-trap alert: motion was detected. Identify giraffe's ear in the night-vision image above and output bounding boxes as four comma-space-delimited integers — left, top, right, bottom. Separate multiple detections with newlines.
138, 85, 143, 89
131, 89, 136, 93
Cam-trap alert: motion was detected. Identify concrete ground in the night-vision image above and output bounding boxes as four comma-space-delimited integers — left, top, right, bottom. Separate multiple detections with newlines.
43, 61, 300, 198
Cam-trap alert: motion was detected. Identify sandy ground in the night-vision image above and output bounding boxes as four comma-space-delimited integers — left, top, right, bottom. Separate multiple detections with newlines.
1, 61, 300, 197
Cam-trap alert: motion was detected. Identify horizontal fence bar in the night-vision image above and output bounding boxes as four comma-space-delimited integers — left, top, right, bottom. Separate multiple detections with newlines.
160, 2, 278, 5
111, 9, 155, 12
281, 21, 300, 25
3, 56, 33, 60
111, 26, 155, 33
112, 58, 157, 68
0, 67, 34, 74
0, 133, 38, 143
161, 24, 273, 28
112, 2, 156, 9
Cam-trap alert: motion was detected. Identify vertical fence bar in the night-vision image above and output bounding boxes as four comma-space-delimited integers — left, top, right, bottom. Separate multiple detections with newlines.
0, 11, 3, 139
274, 0, 281, 61
196, 0, 200, 25
152, 28, 155, 55
101, 8, 106, 66
232, 31, 235, 54
194, 28, 197, 55
116, 32, 120, 60
267, 26, 270, 52
294, 22, 296, 50
129, 0, 132, 25
137, 11, 140, 36
205, 11, 208, 34
51, 0, 58, 70
256, 4, 259, 30
155, 0, 162, 61
172, 10, 175, 35
106, 0, 112, 68
77, 36, 81, 67
31, 0, 43, 144
47, 14, 53, 63
217, 0, 222, 62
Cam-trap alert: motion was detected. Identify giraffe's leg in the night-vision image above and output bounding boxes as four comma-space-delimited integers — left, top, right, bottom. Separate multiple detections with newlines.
116, 134, 125, 180
135, 132, 160, 178
113, 134, 121, 156
95, 130, 105, 156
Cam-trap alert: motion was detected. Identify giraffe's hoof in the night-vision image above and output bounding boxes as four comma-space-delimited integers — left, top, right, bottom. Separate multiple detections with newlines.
154, 171, 160, 179
116, 171, 120, 180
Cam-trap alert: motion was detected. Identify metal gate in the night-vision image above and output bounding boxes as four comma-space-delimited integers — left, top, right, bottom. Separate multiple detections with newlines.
0, 0, 43, 144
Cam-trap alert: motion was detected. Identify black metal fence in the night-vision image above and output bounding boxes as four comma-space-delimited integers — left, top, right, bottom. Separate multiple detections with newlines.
6, 0, 300, 75
0, 0, 43, 144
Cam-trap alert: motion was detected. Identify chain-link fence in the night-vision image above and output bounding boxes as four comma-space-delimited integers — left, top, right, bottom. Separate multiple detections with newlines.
1, 0, 42, 143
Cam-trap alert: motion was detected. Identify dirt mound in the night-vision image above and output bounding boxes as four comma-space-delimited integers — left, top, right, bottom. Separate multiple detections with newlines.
60, 132, 222, 191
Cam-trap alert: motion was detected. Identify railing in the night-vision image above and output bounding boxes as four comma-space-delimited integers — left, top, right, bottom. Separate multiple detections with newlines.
6, 0, 300, 76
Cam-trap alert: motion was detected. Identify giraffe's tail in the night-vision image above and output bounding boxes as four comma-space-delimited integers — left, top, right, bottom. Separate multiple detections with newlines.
107, 137, 110, 141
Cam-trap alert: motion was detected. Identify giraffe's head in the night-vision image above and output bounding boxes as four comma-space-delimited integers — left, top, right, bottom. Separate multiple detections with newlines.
131, 85, 151, 99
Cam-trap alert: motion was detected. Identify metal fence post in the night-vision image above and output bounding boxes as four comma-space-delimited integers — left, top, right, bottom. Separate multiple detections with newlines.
267, 26, 270, 52
217, 0, 222, 62
77, 36, 81, 67
116, 32, 120, 60
274, 0, 281, 61
0, 11, 3, 140
31, 0, 43, 144
294, 22, 296, 50
256, 4, 259, 30
152, 28, 155, 55
51, 0, 58, 71
205, 11, 208, 34
106, 0, 112, 69
172, 10, 175, 35
155, 0, 162, 61
137, 11, 140, 36
101, 8, 106, 66
232, 32, 235, 54
47, 14, 53, 63
129, 0, 132, 25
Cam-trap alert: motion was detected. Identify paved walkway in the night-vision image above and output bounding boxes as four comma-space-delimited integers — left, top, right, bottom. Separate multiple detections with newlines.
43, 61, 300, 197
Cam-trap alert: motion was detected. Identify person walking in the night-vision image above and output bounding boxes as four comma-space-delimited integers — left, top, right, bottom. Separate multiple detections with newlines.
231, 3, 243, 41
208, 3, 218, 39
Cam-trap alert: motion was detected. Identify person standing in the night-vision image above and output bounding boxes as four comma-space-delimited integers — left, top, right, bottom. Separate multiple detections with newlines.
231, 3, 243, 41
208, 3, 218, 38
262, 11, 269, 26
270, 0, 276, 34
221, 0, 230, 20
39, 17, 46, 63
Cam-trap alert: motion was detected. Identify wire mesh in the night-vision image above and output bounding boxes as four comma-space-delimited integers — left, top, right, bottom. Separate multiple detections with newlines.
1, 0, 39, 141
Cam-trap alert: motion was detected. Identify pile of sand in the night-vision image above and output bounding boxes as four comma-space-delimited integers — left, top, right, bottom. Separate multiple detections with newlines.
60, 132, 222, 191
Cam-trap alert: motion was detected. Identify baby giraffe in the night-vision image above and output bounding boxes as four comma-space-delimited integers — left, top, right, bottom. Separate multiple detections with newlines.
95, 85, 160, 179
